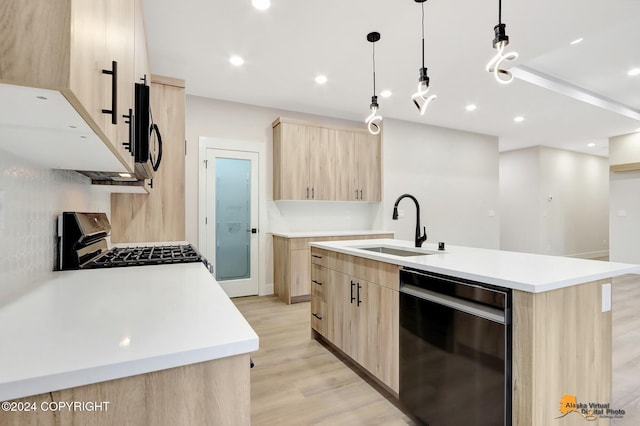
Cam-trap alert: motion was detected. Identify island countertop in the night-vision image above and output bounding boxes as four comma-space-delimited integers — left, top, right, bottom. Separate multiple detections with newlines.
0, 263, 258, 402
309, 238, 640, 293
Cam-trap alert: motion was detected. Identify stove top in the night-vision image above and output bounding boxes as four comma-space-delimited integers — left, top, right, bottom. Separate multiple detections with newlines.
86, 244, 203, 269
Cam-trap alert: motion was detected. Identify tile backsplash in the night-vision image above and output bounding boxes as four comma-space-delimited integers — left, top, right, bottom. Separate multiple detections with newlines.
0, 149, 110, 304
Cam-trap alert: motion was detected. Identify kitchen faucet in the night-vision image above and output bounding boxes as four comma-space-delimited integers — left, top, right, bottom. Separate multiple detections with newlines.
392, 194, 427, 247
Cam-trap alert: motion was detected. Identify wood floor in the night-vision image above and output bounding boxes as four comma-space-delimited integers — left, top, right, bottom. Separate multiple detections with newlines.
234, 274, 640, 425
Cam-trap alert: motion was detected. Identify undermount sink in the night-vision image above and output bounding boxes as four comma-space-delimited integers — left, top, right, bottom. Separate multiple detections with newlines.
358, 246, 437, 257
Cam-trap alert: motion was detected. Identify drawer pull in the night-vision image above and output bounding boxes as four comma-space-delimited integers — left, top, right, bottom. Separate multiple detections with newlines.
312, 280, 323, 286
312, 313, 323, 320
102, 60, 118, 124
350, 280, 355, 303
311, 255, 323, 259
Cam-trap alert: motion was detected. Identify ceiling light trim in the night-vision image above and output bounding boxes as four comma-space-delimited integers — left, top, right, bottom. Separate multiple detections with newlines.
511, 65, 640, 121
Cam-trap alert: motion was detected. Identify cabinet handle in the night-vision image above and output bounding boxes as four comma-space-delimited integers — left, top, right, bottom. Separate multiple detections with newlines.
357, 283, 362, 306
102, 60, 118, 125
360, 189, 363, 200
312, 279, 323, 286
350, 280, 355, 303
311, 254, 322, 259
306, 187, 309, 199
312, 313, 323, 320
121, 108, 133, 155
312, 187, 315, 199
355, 189, 359, 200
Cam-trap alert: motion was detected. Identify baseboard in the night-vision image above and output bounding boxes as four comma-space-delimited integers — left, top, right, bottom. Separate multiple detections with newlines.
260, 283, 274, 296
565, 250, 609, 260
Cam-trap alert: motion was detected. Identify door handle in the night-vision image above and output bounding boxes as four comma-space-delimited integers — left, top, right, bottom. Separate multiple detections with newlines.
357, 283, 362, 306
350, 280, 355, 303
102, 60, 118, 125
312, 280, 322, 286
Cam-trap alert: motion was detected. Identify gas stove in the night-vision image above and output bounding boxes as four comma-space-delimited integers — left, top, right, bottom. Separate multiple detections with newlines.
57, 212, 207, 271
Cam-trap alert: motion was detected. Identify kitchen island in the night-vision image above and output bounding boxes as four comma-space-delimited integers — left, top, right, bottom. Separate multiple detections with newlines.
0, 263, 258, 426
309, 239, 640, 426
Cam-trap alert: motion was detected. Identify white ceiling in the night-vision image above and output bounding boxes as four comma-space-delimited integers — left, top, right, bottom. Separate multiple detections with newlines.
144, 0, 640, 157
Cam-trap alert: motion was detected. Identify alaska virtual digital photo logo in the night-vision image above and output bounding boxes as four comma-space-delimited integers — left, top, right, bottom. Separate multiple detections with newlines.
556, 394, 626, 421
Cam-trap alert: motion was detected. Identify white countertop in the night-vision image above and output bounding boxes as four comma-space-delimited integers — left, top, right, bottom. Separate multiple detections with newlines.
0, 263, 258, 402
271, 230, 394, 238
309, 239, 640, 293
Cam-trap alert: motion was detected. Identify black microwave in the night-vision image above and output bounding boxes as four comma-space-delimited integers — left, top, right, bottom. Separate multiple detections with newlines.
134, 80, 162, 179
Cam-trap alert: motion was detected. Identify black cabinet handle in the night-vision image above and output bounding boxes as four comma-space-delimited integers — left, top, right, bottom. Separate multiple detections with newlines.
306, 187, 309, 199
122, 108, 133, 154
350, 280, 355, 303
360, 189, 363, 200
312, 279, 322, 286
102, 60, 118, 125
311, 254, 322, 259
312, 313, 323, 320
355, 189, 359, 200
357, 283, 362, 306
312, 187, 315, 199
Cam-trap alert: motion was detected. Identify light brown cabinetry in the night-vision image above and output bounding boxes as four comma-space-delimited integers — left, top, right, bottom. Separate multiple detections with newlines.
0, 354, 251, 426
273, 233, 392, 304
0, 0, 142, 172
310, 247, 400, 393
110, 77, 186, 243
272, 118, 381, 201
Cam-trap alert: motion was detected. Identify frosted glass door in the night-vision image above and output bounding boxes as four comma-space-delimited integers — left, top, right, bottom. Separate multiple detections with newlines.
215, 158, 250, 281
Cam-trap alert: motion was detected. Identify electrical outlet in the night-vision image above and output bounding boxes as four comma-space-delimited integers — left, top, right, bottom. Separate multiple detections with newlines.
0, 190, 4, 231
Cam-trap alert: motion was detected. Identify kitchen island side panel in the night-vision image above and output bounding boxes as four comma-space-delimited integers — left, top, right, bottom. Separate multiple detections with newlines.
0, 354, 250, 426
513, 280, 612, 426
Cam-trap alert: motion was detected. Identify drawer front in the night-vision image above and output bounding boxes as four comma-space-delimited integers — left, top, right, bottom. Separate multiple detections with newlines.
311, 264, 327, 300
311, 298, 327, 336
310, 248, 328, 267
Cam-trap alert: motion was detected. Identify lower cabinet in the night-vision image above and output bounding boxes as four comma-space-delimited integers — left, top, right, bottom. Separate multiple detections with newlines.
310, 248, 400, 393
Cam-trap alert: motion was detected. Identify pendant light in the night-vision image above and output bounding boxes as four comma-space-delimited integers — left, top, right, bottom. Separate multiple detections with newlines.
411, 0, 436, 115
365, 32, 382, 135
486, 0, 519, 84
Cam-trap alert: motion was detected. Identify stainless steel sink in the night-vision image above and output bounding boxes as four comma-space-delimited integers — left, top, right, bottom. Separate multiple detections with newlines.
358, 246, 435, 257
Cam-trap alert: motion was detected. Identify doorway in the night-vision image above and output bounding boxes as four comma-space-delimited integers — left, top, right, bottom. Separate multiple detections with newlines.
204, 148, 259, 297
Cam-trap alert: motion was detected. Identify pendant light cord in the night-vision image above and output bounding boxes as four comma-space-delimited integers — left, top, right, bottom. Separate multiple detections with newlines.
421, 2, 425, 68
372, 42, 376, 96
498, 0, 502, 24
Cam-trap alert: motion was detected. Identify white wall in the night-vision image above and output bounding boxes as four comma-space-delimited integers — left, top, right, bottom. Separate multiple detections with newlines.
0, 149, 110, 305
380, 119, 500, 248
186, 97, 502, 293
500, 146, 609, 257
609, 132, 640, 264
500, 147, 541, 253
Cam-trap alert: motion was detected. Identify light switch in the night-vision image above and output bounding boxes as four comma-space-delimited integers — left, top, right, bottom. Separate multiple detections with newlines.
0, 190, 4, 231
602, 283, 611, 312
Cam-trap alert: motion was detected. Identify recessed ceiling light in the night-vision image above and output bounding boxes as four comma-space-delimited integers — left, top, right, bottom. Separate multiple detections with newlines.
36, 96, 47, 100
251, 0, 271, 10
119, 173, 132, 178
570, 37, 583, 45
465, 104, 477, 112
587, 143, 596, 147
315, 75, 328, 85
635, 128, 640, 133
628, 68, 640, 77
229, 56, 244, 66
380, 90, 392, 98
513, 116, 525, 123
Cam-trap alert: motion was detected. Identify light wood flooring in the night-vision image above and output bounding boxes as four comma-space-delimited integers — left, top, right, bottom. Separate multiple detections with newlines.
235, 274, 640, 425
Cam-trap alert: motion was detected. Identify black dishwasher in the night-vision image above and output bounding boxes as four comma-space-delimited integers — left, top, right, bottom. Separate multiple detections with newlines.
399, 268, 512, 426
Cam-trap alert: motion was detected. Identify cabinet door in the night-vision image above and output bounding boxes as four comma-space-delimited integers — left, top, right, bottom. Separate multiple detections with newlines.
357, 132, 381, 201
342, 276, 369, 365
290, 249, 311, 298
334, 130, 359, 201
134, 0, 151, 83
364, 284, 399, 393
107, 0, 135, 170
70, 0, 108, 134
309, 127, 336, 200
274, 123, 310, 200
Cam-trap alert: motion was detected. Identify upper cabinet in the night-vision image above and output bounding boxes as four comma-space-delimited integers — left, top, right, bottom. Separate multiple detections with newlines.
273, 118, 381, 202
0, 0, 147, 173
